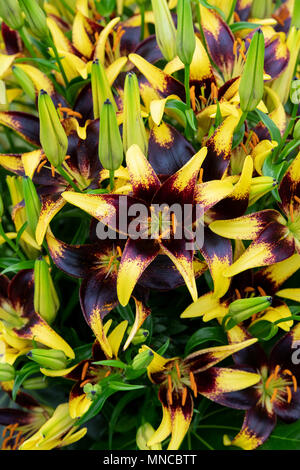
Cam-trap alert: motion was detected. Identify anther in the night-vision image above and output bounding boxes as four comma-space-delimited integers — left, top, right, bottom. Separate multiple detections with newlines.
257, 286, 267, 297
175, 362, 181, 380
181, 387, 188, 406
81, 361, 89, 381
270, 388, 278, 402
286, 386, 292, 403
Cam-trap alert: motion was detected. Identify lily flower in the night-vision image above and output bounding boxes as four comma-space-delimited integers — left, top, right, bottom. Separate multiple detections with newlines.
209, 150, 300, 277
40, 321, 128, 419
140, 338, 260, 449
0, 271, 74, 359
19, 403, 87, 450
0, 386, 53, 450
222, 323, 300, 450
61, 144, 236, 306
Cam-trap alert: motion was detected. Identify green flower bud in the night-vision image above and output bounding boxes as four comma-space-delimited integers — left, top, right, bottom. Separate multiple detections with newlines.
290, 80, 300, 105
151, 0, 177, 61
132, 349, 154, 370
225, 296, 272, 330
22, 376, 49, 390
91, 59, 116, 119
19, 0, 49, 39
12, 66, 36, 101
83, 383, 102, 401
22, 176, 41, 233
34, 258, 59, 324
292, 0, 300, 28
38, 90, 68, 168
0, 0, 24, 30
249, 176, 278, 206
294, 119, 300, 140
0, 81, 8, 112
239, 29, 265, 112
123, 72, 148, 155
27, 348, 68, 370
176, 0, 196, 66
127, 326, 149, 345
0, 363, 15, 381
136, 423, 162, 450
251, 0, 273, 19
99, 99, 123, 171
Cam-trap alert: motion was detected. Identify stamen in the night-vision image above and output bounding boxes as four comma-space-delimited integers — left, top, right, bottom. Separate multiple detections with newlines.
51, 165, 56, 178
199, 168, 203, 184
234, 12, 240, 22
294, 195, 300, 204
199, 96, 207, 105
265, 373, 274, 389
107, 254, 116, 272
252, 131, 259, 145
117, 246, 122, 258
270, 388, 278, 402
239, 49, 247, 62
286, 386, 292, 403
181, 387, 188, 406
235, 288, 241, 299
240, 143, 248, 155
104, 370, 111, 378
292, 375, 298, 392
113, 26, 125, 53
244, 286, 255, 293
190, 86, 196, 111
37, 159, 47, 173
167, 375, 173, 405
233, 40, 238, 56
274, 365, 280, 378
175, 362, 181, 380
272, 13, 285, 26
257, 286, 267, 297
2, 436, 12, 450
81, 361, 89, 381
80, 379, 90, 388
290, 201, 295, 223
189, 371, 197, 398
12, 431, 22, 450
59, 107, 83, 119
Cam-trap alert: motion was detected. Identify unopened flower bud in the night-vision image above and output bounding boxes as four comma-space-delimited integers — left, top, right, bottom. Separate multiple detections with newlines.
83, 383, 102, 401
27, 348, 68, 370
19, 0, 49, 39
12, 66, 36, 101
176, 0, 196, 66
249, 176, 278, 206
132, 349, 154, 370
38, 90, 68, 168
0, 363, 15, 381
22, 376, 49, 390
99, 99, 123, 171
292, 0, 300, 28
239, 29, 265, 112
294, 119, 300, 140
91, 59, 116, 119
0, 0, 24, 30
123, 72, 148, 155
127, 326, 149, 346
136, 423, 162, 450
22, 176, 41, 233
225, 296, 272, 330
151, 0, 176, 61
34, 258, 59, 324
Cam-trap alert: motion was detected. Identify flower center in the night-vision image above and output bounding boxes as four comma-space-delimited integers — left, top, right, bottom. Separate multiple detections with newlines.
256, 365, 298, 413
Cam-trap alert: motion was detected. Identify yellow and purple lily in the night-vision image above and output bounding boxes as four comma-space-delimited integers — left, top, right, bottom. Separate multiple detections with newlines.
140, 337, 260, 450
209, 150, 300, 277
222, 323, 300, 450
0, 271, 74, 359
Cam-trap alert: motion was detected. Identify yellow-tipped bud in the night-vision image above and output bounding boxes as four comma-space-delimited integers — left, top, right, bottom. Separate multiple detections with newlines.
239, 29, 265, 112
27, 348, 68, 370
91, 59, 116, 119
123, 72, 148, 155
23, 376, 49, 390
34, 257, 59, 324
99, 99, 123, 171
151, 0, 177, 61
249, 176, 278, 206
176, 0, 196, 66
132, 348, 154, 370
38, 90, 68, 168
224, 296, 272, 330
136, 423, 162, 450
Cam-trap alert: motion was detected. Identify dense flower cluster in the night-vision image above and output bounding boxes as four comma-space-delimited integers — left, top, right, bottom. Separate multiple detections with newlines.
0, 0, 299, 451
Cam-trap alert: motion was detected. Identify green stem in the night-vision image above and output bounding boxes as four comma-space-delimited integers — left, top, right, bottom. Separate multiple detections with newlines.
184, 64, 191, 109
273, 103, 298, 162
109, 170, 115, 191
18, 26, 36, 58
140, 2, 145, 41
57, 165, 81, 192
235, 111, 248, 134
226, 0, 238, 23
48, 37, 69, 88
0, 223, 26, 260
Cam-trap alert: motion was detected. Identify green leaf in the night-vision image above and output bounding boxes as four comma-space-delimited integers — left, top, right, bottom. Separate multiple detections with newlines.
16, 221, 28, 246
76, 387, 117, 426
108, 382, 145, 391
248, 320, 278, 341
185, 326, 226, 355
93, 359, 127, 369
157, 338, 170, 355
1, 260, 35, 274
255, 109, 281, 143
12, 363, 40, 400
230, 22, 261, 33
